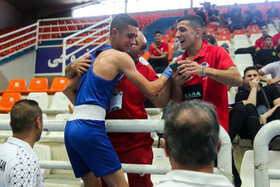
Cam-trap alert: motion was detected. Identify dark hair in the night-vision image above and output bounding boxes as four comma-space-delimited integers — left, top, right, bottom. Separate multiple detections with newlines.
10, 99, 42, 134
263, 35, 272, 41
110, 14, 138, 35
177, 14, 203, 30
243, 66, 259, 77
154, 31, 162, 35
164, 100, 220, 170
259, 23, 268, 29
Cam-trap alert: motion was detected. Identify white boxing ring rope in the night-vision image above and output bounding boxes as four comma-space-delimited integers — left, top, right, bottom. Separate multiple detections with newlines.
0, 119, 232, 181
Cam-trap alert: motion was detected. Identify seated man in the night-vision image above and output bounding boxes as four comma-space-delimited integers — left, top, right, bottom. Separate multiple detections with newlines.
258, 45, 280, 89
254, 35, 279, 69
155, 100, 233, 187
148, 31, 169, 73
0, 99, 44, 186
255, 23, 272, 52
229, 66, 280, 142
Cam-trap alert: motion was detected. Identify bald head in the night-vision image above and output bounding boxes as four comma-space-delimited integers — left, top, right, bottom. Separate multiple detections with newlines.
128, 31, 147, 62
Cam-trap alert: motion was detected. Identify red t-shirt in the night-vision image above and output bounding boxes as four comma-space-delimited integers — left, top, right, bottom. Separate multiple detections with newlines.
255, 37, 265, 49
255, 36, 276, 49
178, 43, 235, 132
272, 33, 280, 47
148, 42, 169, 56
106, 61, 158, 151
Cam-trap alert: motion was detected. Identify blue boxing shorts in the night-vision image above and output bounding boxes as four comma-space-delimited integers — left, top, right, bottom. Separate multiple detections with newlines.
64, 119, 122, 178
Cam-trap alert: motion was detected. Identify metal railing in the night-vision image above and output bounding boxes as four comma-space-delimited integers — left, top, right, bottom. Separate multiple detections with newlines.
0, 119, 233, 182
254, 120, 280, 187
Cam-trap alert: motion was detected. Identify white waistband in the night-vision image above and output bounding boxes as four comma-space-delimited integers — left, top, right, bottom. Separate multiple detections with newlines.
68, 104, 106, 121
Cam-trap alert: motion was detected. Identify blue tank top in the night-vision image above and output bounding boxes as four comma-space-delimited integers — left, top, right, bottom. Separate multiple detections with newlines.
75, 45, 121, 111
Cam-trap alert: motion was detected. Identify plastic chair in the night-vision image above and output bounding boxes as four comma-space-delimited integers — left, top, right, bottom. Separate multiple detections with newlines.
0, 93, 21, 113
0, 79, 26, 95
234, 54, 254, 66
1, 79, 27, 95
48, 92, 71, 112
27, 92, 48, 110
47, 77, 69, 94
25, 78, 48, 93
233, 29, 246, 36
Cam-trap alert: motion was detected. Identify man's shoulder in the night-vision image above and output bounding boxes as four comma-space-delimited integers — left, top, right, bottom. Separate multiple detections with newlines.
100, 49, 131, 62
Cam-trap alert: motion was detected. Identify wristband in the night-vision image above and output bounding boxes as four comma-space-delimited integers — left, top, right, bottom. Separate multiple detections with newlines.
202, 66, 206, 76
162, 66, 172, 80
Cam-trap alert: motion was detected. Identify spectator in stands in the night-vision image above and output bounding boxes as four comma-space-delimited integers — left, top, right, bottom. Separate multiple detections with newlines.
267, 2, 279, 19
148, 31, 169, 73
194, 7, 207, 26
249, 4, 263, 20
171, 14, 242, 134
258, 46, 280, 90
229, 66, 280, 187
66, 32, 170, 187
229, 3, 243, 32
254, 35, 279, 69
243, 10, 259, 28
255, 23, 271, 51
155, 100, 233, 187
63, 14, 171, 187
207, 4, 220, 26
0, 99, 44, 186
229, 66, 280, 143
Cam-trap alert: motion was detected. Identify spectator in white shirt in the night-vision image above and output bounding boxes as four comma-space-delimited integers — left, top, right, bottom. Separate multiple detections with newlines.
0, 99, 44, 187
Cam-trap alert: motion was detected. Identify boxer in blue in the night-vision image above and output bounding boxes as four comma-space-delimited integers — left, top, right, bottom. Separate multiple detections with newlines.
63, 14, 172, 187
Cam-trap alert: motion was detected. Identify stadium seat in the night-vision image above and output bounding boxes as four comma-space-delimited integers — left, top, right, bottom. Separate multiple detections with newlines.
47, 77, 69, 94
0, 92, 21, 113
233, 34, 248, 42
249, 33, 262, 43
0, 79, 27, 95
233, 29, 246, 36
240, 150, 280, 187
43, 92, 71, 114
234, 54, 253, 67
25, 78, 48, 93
217, 40, 232, 50
27, 92, 48, 110
218, 34, 231, 42
234, 40, 250, 50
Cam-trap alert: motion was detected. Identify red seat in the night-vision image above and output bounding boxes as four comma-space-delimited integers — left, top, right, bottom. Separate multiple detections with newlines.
233, 29, 246, 36
0, 79, 27, 95
47, 77, 69, 94
23, 78, 48, 94
0, 93, 21, 113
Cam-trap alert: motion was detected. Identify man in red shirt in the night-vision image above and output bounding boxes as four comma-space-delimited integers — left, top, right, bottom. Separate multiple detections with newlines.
170, 14, 242, 187
65, 32, 171, 187
255, 23, 273, 51
148, 31, 169, 73
171, 14, 242, 133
